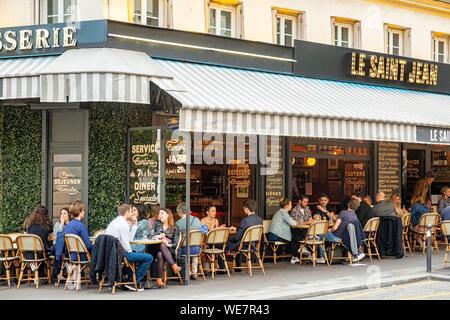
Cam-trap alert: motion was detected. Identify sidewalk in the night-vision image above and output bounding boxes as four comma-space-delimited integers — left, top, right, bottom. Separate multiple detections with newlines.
1, 252, 448, 300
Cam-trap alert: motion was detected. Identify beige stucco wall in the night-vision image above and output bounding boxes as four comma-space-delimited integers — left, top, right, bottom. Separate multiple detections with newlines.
0, 0, 450, 61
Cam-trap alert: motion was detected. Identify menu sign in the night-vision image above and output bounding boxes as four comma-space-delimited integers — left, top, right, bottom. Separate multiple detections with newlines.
344, 162, 366, 195
129, 129, 160, 206
407, 159, 421, 180
227, 164, 250, 186
377, 142, 401, 198
265, 139, 284, 218
53, 167, 82, 221
165, 136, 188, 180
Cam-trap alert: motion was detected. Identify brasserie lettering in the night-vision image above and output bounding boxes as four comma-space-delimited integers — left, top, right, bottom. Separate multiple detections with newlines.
351, 52, 438, 85
0, 26, 77, 51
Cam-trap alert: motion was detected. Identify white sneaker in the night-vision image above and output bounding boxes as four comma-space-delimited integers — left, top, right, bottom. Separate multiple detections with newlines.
299, 248, 311, 256
357, 253, 365, 261
316, 258, 326, 264
66, 282, 75, 290
30, 263, 36, 272
290, 257, 300, 264
124, 284, 143, 292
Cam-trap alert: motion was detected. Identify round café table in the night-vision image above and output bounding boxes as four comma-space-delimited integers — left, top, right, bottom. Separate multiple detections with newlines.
129, 239, 163, 245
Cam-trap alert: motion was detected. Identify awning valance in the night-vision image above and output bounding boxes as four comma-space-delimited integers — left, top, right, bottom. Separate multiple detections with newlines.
152, 59, 450, 144
0, 56, 56, 100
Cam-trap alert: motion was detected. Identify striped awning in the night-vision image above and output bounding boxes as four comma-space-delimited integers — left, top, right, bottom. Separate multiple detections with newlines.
39, 48, 173, 104
0, 56, 56, 100
153, 59, 450, 144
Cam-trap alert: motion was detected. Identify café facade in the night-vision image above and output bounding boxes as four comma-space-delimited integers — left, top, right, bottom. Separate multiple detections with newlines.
0, 19, 449, 232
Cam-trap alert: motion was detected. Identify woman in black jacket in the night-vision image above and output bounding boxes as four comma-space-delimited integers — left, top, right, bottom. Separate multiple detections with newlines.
24, 205, 53, 253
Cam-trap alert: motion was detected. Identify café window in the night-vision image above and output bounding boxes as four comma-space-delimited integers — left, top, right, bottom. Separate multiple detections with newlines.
130, 0, 165, 27
209, 4, 235, 37
42, 0, 76, 24
276, 14, 296, 46
334, 22, 352, 48
331, 18, 360, 49
385, 25, 411, 56
433, 35, 449, 63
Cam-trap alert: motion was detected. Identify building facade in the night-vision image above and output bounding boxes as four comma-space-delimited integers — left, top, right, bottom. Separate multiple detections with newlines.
0, 0, 449, 233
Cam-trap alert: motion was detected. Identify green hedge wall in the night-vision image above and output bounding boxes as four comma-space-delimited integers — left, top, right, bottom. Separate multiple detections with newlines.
0, 105, 42, 233
88, 103, 152, 233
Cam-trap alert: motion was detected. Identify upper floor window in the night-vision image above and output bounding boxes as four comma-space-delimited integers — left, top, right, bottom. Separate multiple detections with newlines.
206, 1, 243, 39
42, 0, 76, 24
331, 18, 361, 49
384, 25, 411, 56
433, 35, 449, 63
131, 0, 163, 27
209, 4, 235, 37
272, 8, 305, 47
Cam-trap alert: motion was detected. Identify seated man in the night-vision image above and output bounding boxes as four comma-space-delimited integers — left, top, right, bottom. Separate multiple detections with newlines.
311, 193, 335, 221
318, 199, 366, 263
175, 202, 204, 279
373, 192, 396, 218
353, 192, 375, 227
106, 204, 153, 291
226, 199, 263, 269
290, 194, 314, 257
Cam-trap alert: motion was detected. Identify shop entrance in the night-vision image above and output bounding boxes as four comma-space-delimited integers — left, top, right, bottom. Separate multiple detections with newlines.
46, 110, 88, 224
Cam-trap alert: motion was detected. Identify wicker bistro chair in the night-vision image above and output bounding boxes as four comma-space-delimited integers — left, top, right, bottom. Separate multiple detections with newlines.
401, 213, 413, 256
412, 213, 440, 254
203, 227, 231, 279
98, 256, 138, 294
232, 225, 265, 277
64, 234, 91, 291
93, 229, 106, 239
16, 234, 52, 288
0, 235, 18, 286
299, 220, 330, 267
178, 230, 206, 281
363, 217, 381, 262
262, 220, 290, 264
162, 232, 183, 285
441, 220, 450, 268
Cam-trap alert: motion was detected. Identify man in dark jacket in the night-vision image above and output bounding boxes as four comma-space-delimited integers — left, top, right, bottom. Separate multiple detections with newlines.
224, 199, 263, 268
90, 234, 127, 288
352, 192, 375, 228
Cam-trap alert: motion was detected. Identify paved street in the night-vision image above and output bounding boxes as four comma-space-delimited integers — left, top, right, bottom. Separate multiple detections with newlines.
1, 251, 449, 300
305, 280, 450, 300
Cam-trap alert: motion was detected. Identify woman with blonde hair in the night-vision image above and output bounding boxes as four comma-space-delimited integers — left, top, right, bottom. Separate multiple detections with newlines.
438, 186, 450, 215
390, 193, 403, 216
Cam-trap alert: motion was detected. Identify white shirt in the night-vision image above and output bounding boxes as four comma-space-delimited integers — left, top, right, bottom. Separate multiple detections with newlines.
105, 215, 137, 253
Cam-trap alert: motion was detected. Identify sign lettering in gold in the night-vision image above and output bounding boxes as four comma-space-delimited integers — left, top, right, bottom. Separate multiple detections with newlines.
351, 52, 438, 86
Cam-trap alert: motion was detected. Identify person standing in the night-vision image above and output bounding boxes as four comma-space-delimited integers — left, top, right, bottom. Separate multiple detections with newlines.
412, 171, 436, 207
105, 204, 153, 291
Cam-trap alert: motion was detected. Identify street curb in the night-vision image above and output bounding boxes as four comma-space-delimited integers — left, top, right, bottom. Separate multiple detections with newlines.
264, 274, 433, 300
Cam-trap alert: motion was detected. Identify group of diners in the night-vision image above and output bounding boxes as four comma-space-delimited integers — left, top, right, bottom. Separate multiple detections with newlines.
15, 198, 265, 291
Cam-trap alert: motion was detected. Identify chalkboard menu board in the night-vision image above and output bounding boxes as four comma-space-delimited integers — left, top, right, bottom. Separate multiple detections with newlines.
265, 138, 284, 218
128, 128, 161, 206
344, 162, 366, 195
377, 142, 401, 198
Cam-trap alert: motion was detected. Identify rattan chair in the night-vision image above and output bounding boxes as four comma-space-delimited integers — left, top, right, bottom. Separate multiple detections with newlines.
0, 235, 18, 286
162, 232, 183, 285
363, 217, 381, 262
203, 227, 231, 279
16, 234, 52, 288
401, 213, 413, 256
299, 220, 330, 267
93, 229, 106, 239
441, 220, 450, 268
64, 234, 91, 291
261, 220, 290, 264
412, 213, 440, 254
178, 230, 205, 281
232, 225, 265, 277
98, 256, 138, 294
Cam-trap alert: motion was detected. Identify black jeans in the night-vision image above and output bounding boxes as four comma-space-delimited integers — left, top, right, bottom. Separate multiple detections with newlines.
291, 229, 307, 257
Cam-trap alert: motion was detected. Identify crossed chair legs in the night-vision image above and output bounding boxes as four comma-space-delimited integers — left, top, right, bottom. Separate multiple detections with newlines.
231, 251, 265, 277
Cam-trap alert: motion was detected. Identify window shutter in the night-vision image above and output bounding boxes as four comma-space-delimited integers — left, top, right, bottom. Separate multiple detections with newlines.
204, 0, 210, 34
384, 24, 389, 53
404, 28, 411, 57
297, 12, 306, 41
330, 17, 336, 45
353, 21, 361, 49
165, 0, 173, 28
236, 2, 244, 39
272, 9, 277, 44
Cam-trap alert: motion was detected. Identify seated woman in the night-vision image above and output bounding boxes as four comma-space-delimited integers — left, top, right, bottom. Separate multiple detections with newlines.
267, 198, 300, 264
438, 186, 450, 216
130, 204, 150, 253
149, 208, 181, 288
53, 207, 70, 244
410, 193, 430, 247
390, 193, 404, 216
25, 205, 53, 254
201, 205, 225, 231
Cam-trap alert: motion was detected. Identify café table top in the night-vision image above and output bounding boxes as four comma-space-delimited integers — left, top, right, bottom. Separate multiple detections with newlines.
291, 224, 310, 229
129, 239, 163, 245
